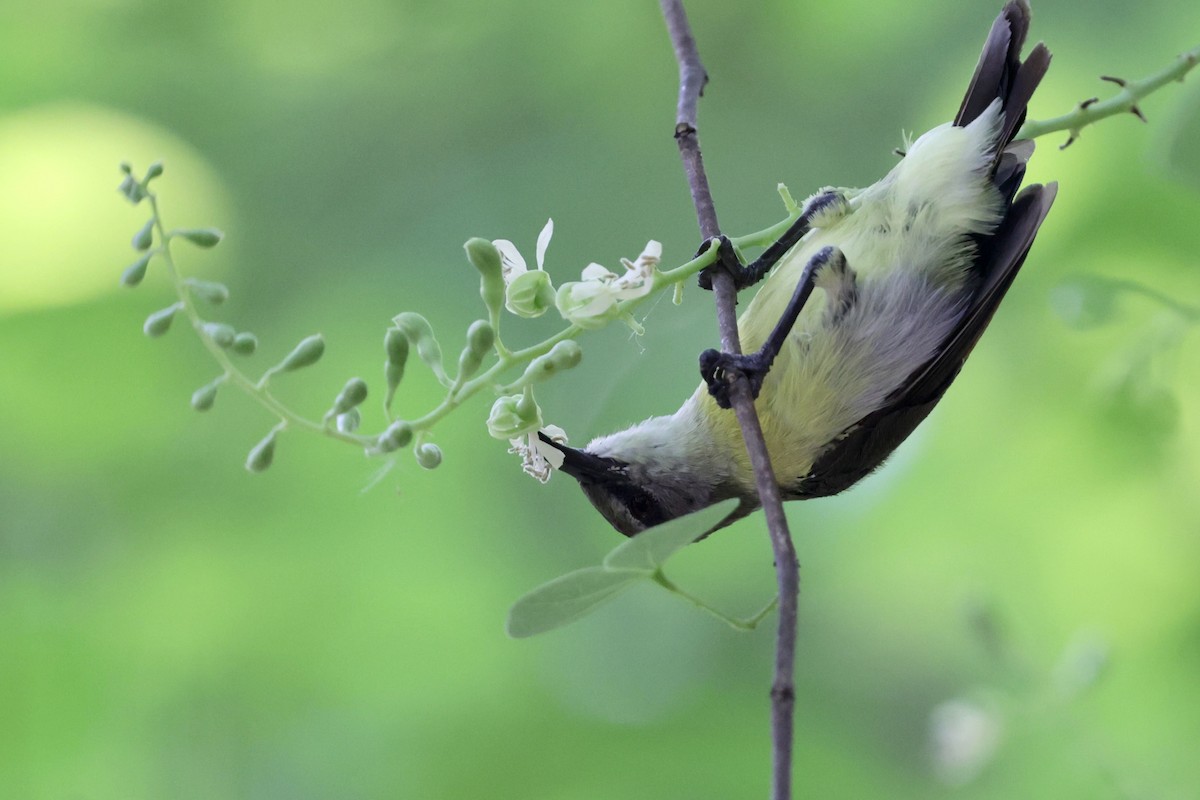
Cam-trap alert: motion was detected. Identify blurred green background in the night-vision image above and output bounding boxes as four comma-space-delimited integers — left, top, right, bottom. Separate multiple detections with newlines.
3, 0, 1200, 797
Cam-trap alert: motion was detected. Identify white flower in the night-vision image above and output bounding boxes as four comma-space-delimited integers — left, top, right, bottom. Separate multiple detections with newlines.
493, 219, 556, 318
555, 240, 662, 328
493, 218, 553, 284
487, 393, 542, 440
509, 425, 568, 483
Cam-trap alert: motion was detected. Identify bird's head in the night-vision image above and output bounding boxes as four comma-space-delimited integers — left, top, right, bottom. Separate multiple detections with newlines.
537, 424, 748, 537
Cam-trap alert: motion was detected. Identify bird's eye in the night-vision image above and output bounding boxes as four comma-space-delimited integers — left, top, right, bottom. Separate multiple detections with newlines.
619, 486, 666, 529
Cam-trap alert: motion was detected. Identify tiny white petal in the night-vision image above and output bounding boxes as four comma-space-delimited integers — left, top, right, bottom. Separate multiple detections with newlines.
581, 262, 616, 282
612, 280, 652, 301
640, 240, 663, 263
535, 218, 554, 270
570, 281, 619, 316
534, 435, 566, 470
492, 239, 528, 282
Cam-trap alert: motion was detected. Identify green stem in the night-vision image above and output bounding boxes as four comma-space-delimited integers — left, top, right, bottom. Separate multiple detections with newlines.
652, 569, 778, 631
147, 192, 376, 449
1018, 46, 1200, 146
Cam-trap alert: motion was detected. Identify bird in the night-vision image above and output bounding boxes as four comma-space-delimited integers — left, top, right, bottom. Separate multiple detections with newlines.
541, 0, 1056, 537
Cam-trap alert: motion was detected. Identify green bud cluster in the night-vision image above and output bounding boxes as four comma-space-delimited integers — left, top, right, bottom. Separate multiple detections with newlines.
119, 160, 648, 480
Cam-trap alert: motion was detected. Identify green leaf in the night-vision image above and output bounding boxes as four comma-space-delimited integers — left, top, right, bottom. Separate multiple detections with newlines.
506, 567, 645, 638
603, 499, 740, 573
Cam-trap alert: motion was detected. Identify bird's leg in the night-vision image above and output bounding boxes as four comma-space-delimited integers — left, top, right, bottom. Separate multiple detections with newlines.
697, 189, 846, 292
700, 246, 847, 409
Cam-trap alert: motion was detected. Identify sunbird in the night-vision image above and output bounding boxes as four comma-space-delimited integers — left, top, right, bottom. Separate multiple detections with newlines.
545, 0, 1056, 536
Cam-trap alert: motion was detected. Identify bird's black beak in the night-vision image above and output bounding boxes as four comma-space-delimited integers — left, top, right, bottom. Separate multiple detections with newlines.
537, 431, 625, 483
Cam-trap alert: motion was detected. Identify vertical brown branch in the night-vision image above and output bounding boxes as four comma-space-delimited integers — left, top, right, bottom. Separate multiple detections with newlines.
658, 2, 801, 799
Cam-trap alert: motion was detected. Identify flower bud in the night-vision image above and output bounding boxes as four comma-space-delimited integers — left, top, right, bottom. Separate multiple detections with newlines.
232, 332, 258, 356
191, 377, 223, 411
245, 430, 278, 473
143, 303, 181, 337
457, 320, 495, 382
144, 161, 164, 181
132, 218, 155, 251
392, 312, 447, 384
466, 319, 495, 355
465, 237, 503, 279
121, 253, 152, 287
383, 327, 409, 412
377, 420, 413, 452
385, 327, 409, 367
186, 278, 229, 305
119, 174, 147, 205
276, 334, 325, 372
336, 409, 361, 434
466, 238, 506, 317
505, 270, 556, 318
174, 228, 224, 248
201, 322, 237, 349
487, 393, 542, 440
331, 377, 369, 415
415, 442, 443, 470
546, 339, 582, 370
556, 281, 619, 329
500, 340, 582, 392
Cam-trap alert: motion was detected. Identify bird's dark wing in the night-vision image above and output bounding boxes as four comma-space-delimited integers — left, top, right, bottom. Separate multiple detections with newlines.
790, 182, 1057, 499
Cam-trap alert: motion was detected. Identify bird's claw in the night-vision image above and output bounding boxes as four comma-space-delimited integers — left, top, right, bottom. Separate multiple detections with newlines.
696, 235, 751, 291
699, 348, 768, 409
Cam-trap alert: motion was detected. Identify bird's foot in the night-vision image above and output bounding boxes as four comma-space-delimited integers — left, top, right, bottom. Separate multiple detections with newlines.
699, 348, 770, 409
696, 235, 755, 291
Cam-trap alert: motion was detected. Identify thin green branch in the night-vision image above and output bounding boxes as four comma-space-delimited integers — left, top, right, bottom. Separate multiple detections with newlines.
1018, 46, 1200, 148
146, 192, 376, 449
652, 570, 778, 631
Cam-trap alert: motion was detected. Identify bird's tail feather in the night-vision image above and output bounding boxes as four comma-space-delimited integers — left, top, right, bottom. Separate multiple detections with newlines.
955, 0, 1051, 152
